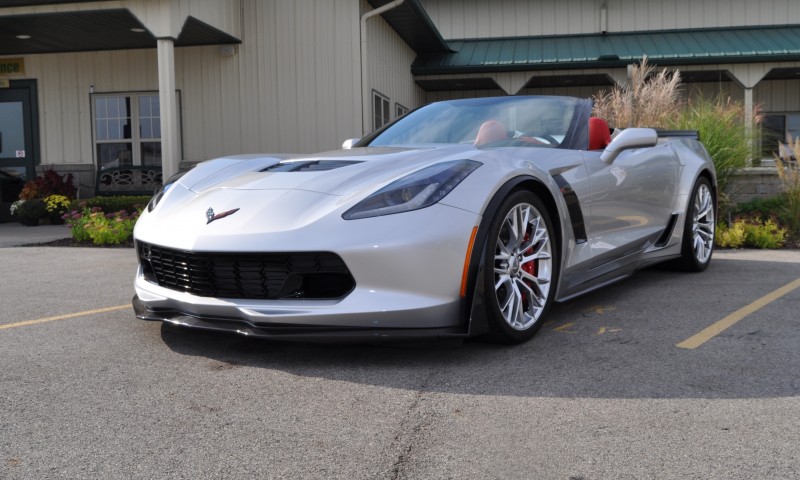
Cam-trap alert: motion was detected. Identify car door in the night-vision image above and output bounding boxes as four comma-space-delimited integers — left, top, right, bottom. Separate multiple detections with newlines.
582, 143, 680, 260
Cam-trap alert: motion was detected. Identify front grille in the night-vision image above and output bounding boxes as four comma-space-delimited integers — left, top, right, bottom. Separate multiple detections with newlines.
138, 242, 355, 300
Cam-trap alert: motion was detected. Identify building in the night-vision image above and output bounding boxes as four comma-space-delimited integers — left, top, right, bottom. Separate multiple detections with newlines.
1, 0, 800, 217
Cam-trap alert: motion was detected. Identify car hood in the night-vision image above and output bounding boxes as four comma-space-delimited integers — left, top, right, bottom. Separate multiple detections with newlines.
180, 146, 477, 198
135, 145, 489, 250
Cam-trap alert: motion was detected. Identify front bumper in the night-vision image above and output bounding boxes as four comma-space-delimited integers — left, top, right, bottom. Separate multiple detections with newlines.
133, 204, 482, 340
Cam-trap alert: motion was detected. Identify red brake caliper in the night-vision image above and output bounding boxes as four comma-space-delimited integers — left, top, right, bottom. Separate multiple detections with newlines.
521, 233, 537, 277
520, 233, 537, 309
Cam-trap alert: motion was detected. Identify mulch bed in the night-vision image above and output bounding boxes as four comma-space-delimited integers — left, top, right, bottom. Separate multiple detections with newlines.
24, 238, 134, 248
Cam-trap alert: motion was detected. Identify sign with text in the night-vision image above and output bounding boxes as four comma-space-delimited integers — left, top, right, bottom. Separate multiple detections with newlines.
0, 57, 25, 76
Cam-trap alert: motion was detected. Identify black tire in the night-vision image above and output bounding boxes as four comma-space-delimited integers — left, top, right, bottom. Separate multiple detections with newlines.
483, 191, 558, 344
676, 176, 715, 272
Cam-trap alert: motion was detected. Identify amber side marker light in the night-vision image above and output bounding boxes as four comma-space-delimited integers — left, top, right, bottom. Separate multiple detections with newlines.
460, 226, 479, 297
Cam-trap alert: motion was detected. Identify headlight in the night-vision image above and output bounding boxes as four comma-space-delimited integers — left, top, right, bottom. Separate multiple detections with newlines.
147, 171, 187, 212
343, 160, 481, 220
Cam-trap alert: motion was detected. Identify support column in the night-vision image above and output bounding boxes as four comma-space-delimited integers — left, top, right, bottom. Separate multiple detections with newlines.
157, 38, 180, 181
744, 87, 754, 165
729, 65, 768, 167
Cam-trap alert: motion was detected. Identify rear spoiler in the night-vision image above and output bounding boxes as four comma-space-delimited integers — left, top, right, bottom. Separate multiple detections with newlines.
654, 129, 700, 140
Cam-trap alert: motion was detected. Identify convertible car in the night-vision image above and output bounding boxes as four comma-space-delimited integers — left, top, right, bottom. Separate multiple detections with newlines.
132, 95, 716, 344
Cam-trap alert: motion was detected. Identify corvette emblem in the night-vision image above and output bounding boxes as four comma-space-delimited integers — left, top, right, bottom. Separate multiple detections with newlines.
206, 207, 240, 224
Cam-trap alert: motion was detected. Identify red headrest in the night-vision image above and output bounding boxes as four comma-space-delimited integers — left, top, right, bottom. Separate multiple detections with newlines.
474, 120, 507, 146
588, 117, 611, 150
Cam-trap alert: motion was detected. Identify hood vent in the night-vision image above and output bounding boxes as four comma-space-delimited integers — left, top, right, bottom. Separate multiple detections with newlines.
262, 160, 362, 172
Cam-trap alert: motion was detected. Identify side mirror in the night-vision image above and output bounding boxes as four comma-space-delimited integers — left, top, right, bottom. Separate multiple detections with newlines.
341, 138, 360, 150
600, 128, 658, 163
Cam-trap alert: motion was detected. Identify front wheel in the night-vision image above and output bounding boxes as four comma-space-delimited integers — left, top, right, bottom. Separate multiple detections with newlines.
677, 177, 715, 272
483, 191, 558, 344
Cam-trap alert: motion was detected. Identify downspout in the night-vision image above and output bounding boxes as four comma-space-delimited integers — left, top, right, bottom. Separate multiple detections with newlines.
360, 0, 405, 136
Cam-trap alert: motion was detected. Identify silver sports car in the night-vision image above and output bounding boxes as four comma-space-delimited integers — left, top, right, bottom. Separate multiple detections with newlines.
132, 96, 716, 344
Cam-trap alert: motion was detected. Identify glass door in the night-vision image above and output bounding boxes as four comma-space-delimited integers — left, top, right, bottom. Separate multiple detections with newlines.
0, 83, 36, 221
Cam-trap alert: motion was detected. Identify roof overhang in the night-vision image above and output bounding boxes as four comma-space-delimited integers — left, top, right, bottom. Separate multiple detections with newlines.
0, 0, 101, 5
413, 25, 800, 75
0, 8, 240, 56
367, 0, 450, 53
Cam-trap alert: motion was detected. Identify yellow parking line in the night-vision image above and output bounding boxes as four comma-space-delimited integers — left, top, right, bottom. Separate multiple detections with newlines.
0, 305, 130, 331
677, 277, 800, 350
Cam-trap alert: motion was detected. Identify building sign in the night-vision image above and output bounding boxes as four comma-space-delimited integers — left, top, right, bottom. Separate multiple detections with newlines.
0, 57, 25, 76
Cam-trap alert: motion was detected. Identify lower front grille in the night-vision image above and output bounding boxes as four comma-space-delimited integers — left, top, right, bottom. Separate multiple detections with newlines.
138, 242, 355, 300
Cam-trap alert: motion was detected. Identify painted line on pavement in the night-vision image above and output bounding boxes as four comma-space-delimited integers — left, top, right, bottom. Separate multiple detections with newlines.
0, 305, 130, 331
676, 277, 800, 349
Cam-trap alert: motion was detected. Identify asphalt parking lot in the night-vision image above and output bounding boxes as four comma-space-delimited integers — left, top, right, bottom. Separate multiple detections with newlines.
1, 246, 799, 479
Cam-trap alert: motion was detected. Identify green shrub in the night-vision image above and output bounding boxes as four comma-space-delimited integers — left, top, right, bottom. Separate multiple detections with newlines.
715, 221, 746, 248
70, 195, 151, 215
15, 198, 47, 225
64, 207, 93, 242
84, 210, 140, 245
64, 204, 142, 245
732, 195, 788, 221
715, 218, 786, 249
668, 96, 756, 202
743, 219, 787, 249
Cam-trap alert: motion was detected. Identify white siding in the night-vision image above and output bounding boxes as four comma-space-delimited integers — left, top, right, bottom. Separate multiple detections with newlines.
756, 79, 800, 113
21, 49, 160, 167
419, 0, 800, 39
361, 0, 425, 133
177, 0, 362, 160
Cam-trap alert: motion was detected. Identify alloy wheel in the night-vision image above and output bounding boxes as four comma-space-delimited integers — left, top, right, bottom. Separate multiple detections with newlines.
692, 183, 715, 264
493, 202, 553, 331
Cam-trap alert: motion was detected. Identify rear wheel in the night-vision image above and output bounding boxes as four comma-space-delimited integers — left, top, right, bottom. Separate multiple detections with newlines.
677, 177, 715, 272
484, 191, 557, 344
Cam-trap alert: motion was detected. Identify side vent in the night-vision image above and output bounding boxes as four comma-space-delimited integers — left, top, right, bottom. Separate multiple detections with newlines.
552, 174, 588, 244
655, 213, 680, 247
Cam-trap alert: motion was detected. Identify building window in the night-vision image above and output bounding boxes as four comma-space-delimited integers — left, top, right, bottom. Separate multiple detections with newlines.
396, 103, 409, 119
92, 92, 179, 169
761, 113, 800, 157
373, 91, 390, 131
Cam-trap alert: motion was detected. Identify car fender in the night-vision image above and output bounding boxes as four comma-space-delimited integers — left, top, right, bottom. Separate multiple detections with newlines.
459, 174, 569, 337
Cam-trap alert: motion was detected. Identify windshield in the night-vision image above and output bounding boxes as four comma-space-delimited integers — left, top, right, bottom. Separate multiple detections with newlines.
364, 96, 585, 149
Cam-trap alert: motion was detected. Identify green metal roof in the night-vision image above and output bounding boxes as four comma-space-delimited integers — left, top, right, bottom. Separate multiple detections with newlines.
412, 25, 800, 75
